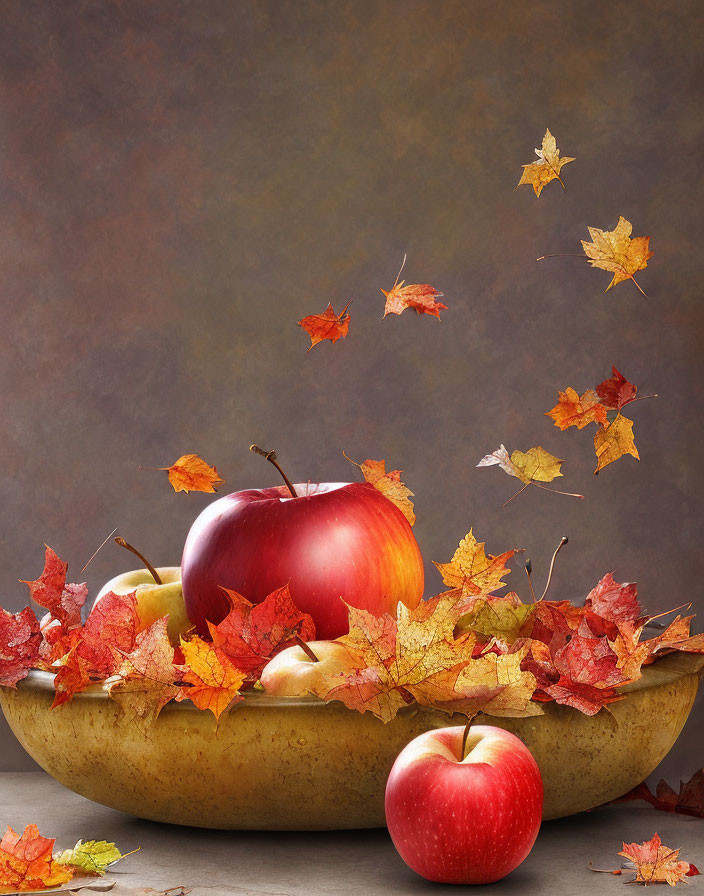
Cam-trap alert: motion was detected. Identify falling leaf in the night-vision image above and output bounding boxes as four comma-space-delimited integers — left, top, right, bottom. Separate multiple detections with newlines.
209, 585, 316, 681
0, 608, 41, 688
0, 825, 73, 892
298, 301, 351, 351
517, 128, 575, 197
343, 453, 415, 525
381, 257, 446, 319
318, 594, 539, 723
54, 840, 133, 877
594, 414, 639, 474
619, 833, 697, 886
581, 216, 653, 297
433, 529, 518, 599
596, 366, 638, 409
545, 387, 608, 430
176, 635, 246, 721
477, 444, 564, 484
107, 618, 179, 726
19, 546, 87, 630
157, 454, 224, 494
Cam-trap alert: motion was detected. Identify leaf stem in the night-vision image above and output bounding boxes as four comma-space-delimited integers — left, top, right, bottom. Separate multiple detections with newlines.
114, 537, 162, 585
502, 481, 532, 507
80, 527, 118, 573
531, 482, 584, 500
540, 536, 568, 601
524, 559, 538, 603
250, 445, 298, 497
622, 393, 658, 407
294, 635, 320, 663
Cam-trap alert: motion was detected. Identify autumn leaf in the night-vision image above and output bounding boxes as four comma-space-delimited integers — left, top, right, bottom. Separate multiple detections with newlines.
208, 585, 316, 681
597, 366, 639, 409
298, 301, 351, 351
156, 454, 224, 494
456, 594, 535, 645
77, 592, 139, 678
517, 128, 575, 197
619, 833, 698, 886
55, 839, 135, 876
581, 216, 653, 297
51, 644, 91, 709
19, 546, 87, 630
477, 444, 582, 505
433, 529, 518, 599
176, 635, 246, 721
585, 573, 643, 626
381, 255, 446, 319
107, 617, 179, 726
0, 825, 73, 892
545, 387, 608, 430
319, 594, 539, 723
343, 452, 415, 525
0, 607, 41, 688
594, 413, 639, 474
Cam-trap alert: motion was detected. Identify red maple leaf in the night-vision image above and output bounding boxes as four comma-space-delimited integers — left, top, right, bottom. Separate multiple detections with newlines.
596, 366, 638, 410
0, 607, 41, 687
209, 585, 316, 681
19, 546, 88, 629
584, 573, 642, 626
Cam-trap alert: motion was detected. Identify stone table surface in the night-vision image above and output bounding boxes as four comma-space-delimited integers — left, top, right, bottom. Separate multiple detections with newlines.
0, 772, 702, 895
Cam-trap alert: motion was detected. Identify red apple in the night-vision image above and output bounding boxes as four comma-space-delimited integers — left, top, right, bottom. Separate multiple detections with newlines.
181, 481, 424, 640
385, 725, 543, 885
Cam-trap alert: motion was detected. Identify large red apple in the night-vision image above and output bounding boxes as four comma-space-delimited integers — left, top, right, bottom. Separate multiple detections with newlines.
385, 725, 543, 885
181, 481, 424, 640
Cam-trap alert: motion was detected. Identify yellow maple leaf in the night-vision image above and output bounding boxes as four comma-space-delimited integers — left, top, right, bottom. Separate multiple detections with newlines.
433, 529, 518, 598
457, 594, 535, 645
517, 128, 575, 196
546, 387, 608, 430
320, 593, 539, 723
343, 452, 415, 525
176, 636, 246, 721
581, 216, 653, 297
593, 414, 639, 474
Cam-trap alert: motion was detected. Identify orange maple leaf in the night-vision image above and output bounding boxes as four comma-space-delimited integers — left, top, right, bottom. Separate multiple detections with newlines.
343, 452, 415, 525
298, 301, 351, 351
0, 824, 74, 891
545, 387, 608, 430
381, 255, 446, 319
619, 833, 697, 886
176, 635, 246, 721
156, 454, 224, 494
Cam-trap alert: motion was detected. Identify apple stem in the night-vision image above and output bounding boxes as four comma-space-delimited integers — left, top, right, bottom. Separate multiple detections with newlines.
294, 635, 320, 662
250, 445, 298, 497
539, 536, 568, 601
524, 559, 538, 603
114, 537, 163, 585
460, 717, 472, 760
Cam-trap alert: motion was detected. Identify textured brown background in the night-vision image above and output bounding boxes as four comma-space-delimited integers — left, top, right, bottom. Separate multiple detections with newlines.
0, 1, 702, 776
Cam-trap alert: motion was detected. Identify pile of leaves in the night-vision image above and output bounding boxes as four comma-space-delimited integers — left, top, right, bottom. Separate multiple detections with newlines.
0, 824, 132, 891
2, 522, 703, 726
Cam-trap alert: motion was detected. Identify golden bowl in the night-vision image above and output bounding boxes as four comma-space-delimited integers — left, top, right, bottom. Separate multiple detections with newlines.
2, 652, 702, 830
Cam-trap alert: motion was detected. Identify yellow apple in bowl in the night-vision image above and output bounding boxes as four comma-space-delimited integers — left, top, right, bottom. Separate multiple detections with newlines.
95, 567, 190, 644
259, 640, 352, 697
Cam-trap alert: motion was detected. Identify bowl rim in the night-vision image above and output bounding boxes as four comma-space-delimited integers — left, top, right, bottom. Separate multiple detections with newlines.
11, 651, 704, 714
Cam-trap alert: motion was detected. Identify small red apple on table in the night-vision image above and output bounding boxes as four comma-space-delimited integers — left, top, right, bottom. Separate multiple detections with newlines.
182, 446, 424, 639
385, 724, 543, 885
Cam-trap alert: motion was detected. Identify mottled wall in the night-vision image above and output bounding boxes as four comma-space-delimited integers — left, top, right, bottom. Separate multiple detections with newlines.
1, 1, 702, 775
